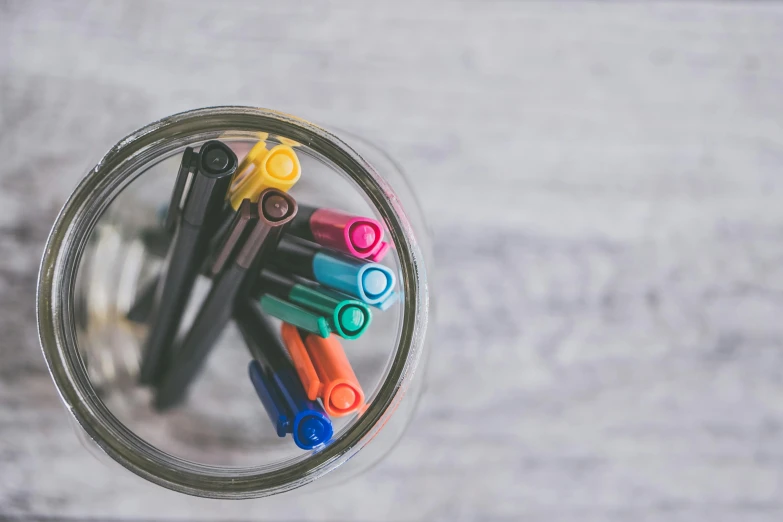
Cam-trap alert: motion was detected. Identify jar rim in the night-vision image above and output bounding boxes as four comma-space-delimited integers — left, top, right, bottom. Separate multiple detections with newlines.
36, 106, 429, 498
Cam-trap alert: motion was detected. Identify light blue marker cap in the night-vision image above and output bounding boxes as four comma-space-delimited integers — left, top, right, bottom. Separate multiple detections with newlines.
311, 252, 395, 305
373, 291, 399, 311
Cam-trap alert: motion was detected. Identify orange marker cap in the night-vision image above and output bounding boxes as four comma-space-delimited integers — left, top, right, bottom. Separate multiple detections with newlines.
280, 322, 321, 401
280, 323, 365, 417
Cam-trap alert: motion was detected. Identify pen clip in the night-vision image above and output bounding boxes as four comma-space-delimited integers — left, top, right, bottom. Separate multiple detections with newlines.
209, 199, 258, 276
164, 147, 198, 233
248, 360, 291, 437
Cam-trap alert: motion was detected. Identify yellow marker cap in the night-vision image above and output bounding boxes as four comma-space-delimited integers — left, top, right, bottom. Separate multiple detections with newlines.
231, 140, 269, 192
229, 144, 301, 210
277, 136, 301, 148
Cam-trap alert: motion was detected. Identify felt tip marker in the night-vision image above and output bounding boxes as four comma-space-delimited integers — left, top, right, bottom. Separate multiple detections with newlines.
229, 141, 301, 210
259, 295, 331, 338
237, 300, 333, 450
288, 205, 391, 261
140, 141, 237, 385
256, 269, 372, 339
273, 236, 396, 306
280, 323, 365, 417
154, 189, 298, 410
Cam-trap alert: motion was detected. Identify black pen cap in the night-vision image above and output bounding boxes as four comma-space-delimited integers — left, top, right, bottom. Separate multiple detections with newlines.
256, 268, 296, 298
235, 299, 291, 370
286, 204, 319, 241
273, 235, 320, 279
182, 141, 238, 227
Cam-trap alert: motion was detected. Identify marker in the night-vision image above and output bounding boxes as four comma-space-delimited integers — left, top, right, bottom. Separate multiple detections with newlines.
288, 205, 390, 262
256, 269, 371, 339
228, 141, 301, 210
154, 189, 298, 410
237, 300, 333, 450
280, 323, 365, 417
139, 141, 238, 385
273, 236, 396, 306
230, 139, 269, 193
259, 295, 330, 338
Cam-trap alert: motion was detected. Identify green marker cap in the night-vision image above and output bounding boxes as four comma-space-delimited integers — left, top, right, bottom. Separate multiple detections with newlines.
259, 294, 330, 338
288, 284, 372, 340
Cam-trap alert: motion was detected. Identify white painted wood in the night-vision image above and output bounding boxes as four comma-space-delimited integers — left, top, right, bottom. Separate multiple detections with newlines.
2, 0, 783, 520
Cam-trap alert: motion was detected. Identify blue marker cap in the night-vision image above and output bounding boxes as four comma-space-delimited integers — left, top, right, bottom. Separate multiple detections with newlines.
248, 361, 333, 450
311, 252, 395, 305
373, 291, 399, 311
294, 411, 332, 449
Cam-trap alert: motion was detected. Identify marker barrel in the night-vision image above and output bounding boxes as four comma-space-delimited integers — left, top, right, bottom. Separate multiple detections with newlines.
154, 190, 298, 409
257, 269, 372, 339
260, 295, 331, 338
153, 264, 245, 409
274, 235, 319, 279
238, 301, 333, 450
275, 236, 396, 305
286, 205, 318, 241
140, 142, 237, 385
280, 324, 365, 417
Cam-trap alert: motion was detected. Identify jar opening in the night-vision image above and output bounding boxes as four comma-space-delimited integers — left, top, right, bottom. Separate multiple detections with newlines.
37, 107, 429, 498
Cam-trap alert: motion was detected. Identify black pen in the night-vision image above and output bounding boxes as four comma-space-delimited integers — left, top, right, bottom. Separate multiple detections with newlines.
139, 141, 238, 385
154, 188, 298, 410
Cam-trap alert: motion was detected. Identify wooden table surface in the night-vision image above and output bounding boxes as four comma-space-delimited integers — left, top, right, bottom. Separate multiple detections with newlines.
2, 1, 783, 520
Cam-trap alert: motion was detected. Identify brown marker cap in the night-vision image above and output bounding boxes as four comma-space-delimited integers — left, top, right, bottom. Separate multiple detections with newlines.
234, 189, 298, 269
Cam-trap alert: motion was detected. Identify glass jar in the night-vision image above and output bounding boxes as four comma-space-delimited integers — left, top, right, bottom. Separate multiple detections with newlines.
36, 107, 432, 498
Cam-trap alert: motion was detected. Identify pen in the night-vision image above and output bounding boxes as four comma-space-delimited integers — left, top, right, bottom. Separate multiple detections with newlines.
288, 205, 391, 262
139, 141, 238, 385
255, 269, 371, 339
236, 300, 333, 450
280, 323, 365, 417
273, 235, 397, 307
154, 189, 298, 410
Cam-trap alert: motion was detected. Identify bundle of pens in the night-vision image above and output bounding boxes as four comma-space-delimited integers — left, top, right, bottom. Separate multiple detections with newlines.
129, 139, 397, 450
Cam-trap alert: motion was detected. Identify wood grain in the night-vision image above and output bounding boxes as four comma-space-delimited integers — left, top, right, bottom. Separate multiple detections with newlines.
2, 0, 783, 520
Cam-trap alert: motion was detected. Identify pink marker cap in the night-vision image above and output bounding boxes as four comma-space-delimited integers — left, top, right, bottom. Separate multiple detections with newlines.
349, 223, 378, 251
369, 241, 391, 262
310, 208, 384, 259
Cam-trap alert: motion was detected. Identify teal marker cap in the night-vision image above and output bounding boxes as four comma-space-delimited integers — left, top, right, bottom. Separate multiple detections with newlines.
288, 284, 372, 340
259, 294, 330, 338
